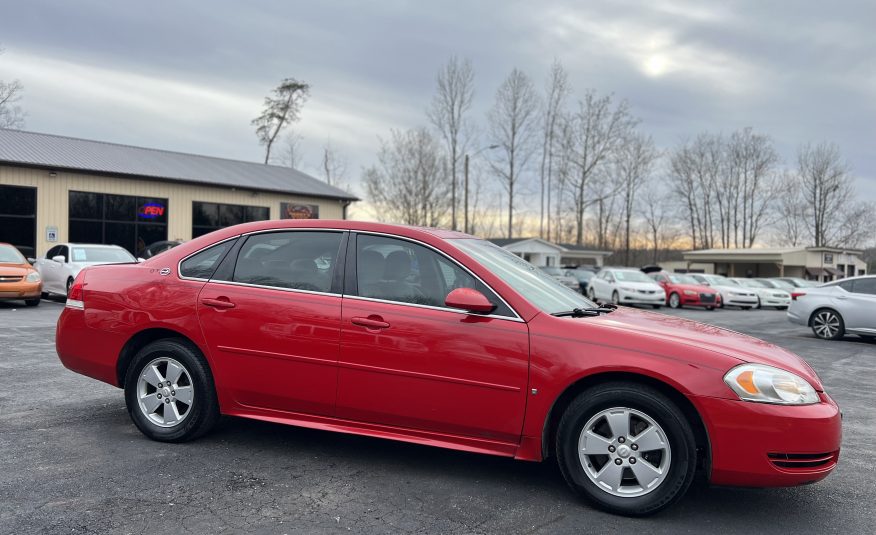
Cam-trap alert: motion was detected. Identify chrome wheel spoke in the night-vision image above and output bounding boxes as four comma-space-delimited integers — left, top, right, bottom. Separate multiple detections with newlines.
174, 385, 193, 405
631, 426, 664, 452
142, 365, 165, 388
140, 393, 162, 414
163, 402, 180, 425
594, 460, 624, 490
630, 457, 663, 488
605, 409, 630, 439
165, 361, 184, 385
581, 430, 613, 455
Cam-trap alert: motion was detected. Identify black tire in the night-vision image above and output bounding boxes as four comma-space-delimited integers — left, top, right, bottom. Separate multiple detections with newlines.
124, 339, 220, 442
588, 288, 597, 302
65, 277, 74, 297
668, 292, 681, 309
611, 291, 620, 306
705, 306, 715, 311
556, 383, 697, 516
755, 297, 761, 309
651, 305, 662, 309
741, 306, 751, 310
860, 335, 875, 343
25, 298, 40, 307
41, 291, 49, 298
810, 309, 845, 341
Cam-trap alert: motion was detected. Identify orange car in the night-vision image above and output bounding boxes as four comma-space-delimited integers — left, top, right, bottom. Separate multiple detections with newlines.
0, 242, 42, 307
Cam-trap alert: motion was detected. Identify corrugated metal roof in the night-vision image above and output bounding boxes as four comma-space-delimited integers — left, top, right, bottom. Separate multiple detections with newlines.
0, 128, 357, 201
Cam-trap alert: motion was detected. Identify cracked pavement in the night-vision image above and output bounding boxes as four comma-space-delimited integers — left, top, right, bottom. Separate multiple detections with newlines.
1, 300, 873, 534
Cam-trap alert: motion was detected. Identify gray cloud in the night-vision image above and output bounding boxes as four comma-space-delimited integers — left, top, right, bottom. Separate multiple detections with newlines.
1, 0, 873, 200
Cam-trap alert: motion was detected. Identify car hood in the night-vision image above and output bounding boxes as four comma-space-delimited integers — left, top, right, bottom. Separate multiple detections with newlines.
584, 308, 823, 390
712, 285, 756, 296
0, 263, 32, 276
615, 281, 663, 291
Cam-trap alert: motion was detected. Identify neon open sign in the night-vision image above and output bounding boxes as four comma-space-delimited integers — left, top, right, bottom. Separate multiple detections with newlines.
138, 202, 166, 219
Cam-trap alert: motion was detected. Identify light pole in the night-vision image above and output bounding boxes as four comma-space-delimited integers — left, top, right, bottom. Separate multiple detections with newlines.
464, 145, 499, 234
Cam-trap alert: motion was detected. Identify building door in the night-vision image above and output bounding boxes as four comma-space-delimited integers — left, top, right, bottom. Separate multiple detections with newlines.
0, 185, 37, 257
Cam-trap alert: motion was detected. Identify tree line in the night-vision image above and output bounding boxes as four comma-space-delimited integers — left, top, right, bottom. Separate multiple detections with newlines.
355, 57, 875, 256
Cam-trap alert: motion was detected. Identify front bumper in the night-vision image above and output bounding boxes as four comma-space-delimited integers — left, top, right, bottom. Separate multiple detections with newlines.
724, 295, 759, 306
680, 293, 718, 307
618, 290, 665, 305
695, 393, 841, 487
0, 281, 42, 300
761, 297, 791, 307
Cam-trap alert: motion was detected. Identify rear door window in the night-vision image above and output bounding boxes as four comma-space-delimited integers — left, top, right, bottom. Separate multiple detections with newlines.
851, 278, 876, 295
232, 231, 343, 293
180, 241, 234, 280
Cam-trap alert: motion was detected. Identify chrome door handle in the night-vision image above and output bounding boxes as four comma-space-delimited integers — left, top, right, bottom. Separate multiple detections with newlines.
351, 316, 390, 329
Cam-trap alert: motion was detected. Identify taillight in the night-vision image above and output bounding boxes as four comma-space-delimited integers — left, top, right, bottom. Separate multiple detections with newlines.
791, 291, 806, 301
66, 270, 86, 309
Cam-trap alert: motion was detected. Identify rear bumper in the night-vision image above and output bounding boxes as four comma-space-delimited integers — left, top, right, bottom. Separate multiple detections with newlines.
695, 393, 841, 487
56, 308, 123, 387
787, 309, 808, 325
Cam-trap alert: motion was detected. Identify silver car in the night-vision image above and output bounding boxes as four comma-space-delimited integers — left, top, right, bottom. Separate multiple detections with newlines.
34, 243, 137, 296
538, 266, 582, 293
787, 275, 876, 341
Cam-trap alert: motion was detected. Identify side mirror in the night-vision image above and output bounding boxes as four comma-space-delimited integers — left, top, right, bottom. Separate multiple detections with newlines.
52, 255, 66, 263
444, 288, 496, 314
26, 257, 36, 264
137, 257, 146, 263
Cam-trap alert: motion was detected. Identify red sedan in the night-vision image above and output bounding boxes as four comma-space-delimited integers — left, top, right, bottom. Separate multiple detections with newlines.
649, 271, 720, 310
56, 221, 840, 516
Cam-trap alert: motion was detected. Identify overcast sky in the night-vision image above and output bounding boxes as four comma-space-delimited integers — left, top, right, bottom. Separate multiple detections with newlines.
1, 0, 874, 204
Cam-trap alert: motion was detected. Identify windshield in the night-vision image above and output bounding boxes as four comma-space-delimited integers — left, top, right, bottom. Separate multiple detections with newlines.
668, 274, 698, 284
71, 247, 136, 263
612, 270, 654, 283
706, 275, 734, 286
766, 279, 794, 289
451, 239, 597, 314
0, 244, 26, 264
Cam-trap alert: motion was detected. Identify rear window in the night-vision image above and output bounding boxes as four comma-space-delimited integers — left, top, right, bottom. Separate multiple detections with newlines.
71, 247, 136, 263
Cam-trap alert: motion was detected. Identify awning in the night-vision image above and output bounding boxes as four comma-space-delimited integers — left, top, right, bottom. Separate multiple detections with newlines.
825, 267, 844, 276
805, 267, 829, 277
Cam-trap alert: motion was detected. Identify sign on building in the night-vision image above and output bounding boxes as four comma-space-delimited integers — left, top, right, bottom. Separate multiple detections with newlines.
280, 203, 320, 219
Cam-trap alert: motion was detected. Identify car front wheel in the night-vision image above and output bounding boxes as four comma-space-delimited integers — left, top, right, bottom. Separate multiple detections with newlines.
810, 309, 845, 340
668, 293, 681, 309
611, 291, 620, 306
556, 383, 697, 516
124, 339, 220, 442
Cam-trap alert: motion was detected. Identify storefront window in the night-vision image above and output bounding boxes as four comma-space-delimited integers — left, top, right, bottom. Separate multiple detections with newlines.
0, 185, 37, 256
68, 191, 168, 257
192, 201, 269, 238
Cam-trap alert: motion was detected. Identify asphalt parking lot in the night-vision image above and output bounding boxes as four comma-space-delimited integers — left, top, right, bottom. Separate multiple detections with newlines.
1, 300, 873, 534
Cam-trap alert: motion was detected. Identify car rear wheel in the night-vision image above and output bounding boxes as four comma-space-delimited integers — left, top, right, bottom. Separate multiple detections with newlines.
25, 298, 40, 307
124, 339, 220, 442
556, 383, 697, 516
810, 309, 845, 340
668, 293, 681, 309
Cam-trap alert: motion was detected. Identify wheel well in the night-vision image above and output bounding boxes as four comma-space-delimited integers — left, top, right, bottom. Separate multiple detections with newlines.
542, 372, 711, 473
808, 307, 841, 327
116, 328, 200, 387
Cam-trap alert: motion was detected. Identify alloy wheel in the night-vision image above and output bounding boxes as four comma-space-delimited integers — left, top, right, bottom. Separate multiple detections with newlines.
669, 293, 680, 308
136, 357, 194, 427
812, 311, 841, 339
577, 407, 671, 498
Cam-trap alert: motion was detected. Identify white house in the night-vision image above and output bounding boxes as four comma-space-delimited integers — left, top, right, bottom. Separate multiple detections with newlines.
489, 238, 612, 268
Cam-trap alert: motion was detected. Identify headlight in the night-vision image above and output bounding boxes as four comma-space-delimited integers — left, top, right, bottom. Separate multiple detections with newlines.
26, 271, 41, 283
683, 290, 697, 296
724, 364, 819, 405
620, 287, 636, 292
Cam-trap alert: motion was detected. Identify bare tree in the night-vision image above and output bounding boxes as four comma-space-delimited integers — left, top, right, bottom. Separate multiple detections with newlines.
487, 68, 540, 239
538, 60, 570, 239
321, 139, 348, 188
277, 130, 304, 169
725, 128, 779, 247
252, 78, 310, 164
615, 133, 659, 265
797, 142, 873, 247
364, 127, 449, 227
0, 47, 26, 129
668, 134, 721, 249
428, 56, 475, 231
640, 183, 681, 263
567, 91, 638, 244
774, 171, 808, 247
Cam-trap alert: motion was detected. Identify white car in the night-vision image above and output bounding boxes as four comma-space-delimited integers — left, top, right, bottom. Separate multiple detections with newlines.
587, 268, 665, 308
729, 278, 791, 310
689, 274, 759, 309
788, 275, 876, 340
34, 243, 137, 296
